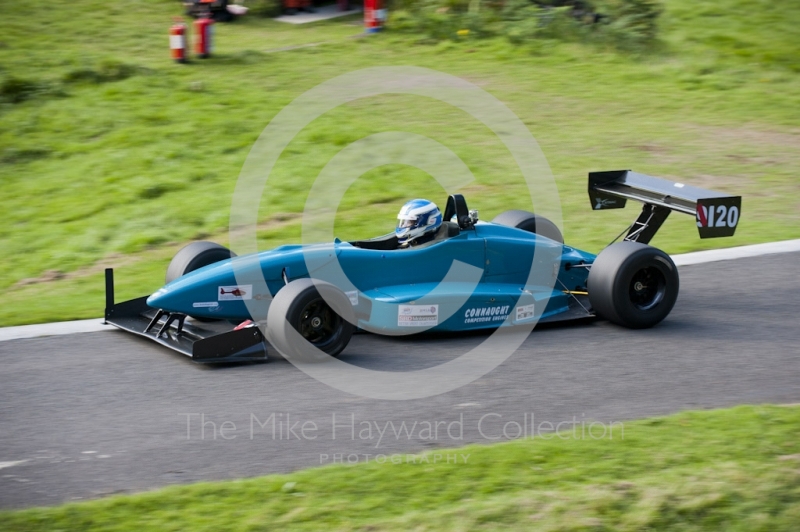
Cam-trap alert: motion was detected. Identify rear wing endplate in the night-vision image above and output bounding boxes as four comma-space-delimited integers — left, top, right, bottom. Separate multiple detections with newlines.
589, 170, 741, 244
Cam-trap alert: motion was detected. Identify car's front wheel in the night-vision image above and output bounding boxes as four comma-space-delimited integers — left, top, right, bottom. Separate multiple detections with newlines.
166, 241, 236, 283
266, 279, 355, 362
165, 241, 236, 321
587, 241, 679, 329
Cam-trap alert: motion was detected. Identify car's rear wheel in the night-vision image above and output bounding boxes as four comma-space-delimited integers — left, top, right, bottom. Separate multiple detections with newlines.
166, 241, 236, 321
492, 210, 564, 243
267, 278, 355, 362
587, 241, 679, 328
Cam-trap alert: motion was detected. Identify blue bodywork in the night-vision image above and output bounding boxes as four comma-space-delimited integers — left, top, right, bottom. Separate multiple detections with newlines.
146, 221, 596, 333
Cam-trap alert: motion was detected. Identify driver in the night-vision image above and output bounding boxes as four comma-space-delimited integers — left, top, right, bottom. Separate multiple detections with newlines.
396, 199, 443, 248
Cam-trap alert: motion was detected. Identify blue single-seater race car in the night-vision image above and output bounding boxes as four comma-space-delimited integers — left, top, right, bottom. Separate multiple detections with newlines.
104, 170, 741, 363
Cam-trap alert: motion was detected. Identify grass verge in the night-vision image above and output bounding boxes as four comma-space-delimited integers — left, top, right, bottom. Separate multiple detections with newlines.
1, 0, 799, 325
2, 404, 799, 530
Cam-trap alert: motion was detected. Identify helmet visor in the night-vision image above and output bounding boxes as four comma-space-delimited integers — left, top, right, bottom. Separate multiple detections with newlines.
397, 217, 418, 229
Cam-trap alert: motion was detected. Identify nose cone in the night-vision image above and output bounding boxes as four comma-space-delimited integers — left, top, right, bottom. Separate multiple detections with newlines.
146, 288, 179, 311
146, 288, 165, 307
144, 244, 338, 320
145, 259, 271, 320
146, 283, 224, 318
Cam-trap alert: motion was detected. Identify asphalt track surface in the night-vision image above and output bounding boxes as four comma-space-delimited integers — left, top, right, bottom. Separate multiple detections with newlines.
1, 252, 799, 509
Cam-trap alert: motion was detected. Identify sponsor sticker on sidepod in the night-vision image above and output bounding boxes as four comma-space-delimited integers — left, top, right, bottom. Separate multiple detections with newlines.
515, 304, 535, 322
464, 305, 511, 324
398, 304, 439, 327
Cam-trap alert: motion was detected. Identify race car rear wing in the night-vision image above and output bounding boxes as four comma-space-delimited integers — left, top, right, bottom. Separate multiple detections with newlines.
588, 170, 741, 244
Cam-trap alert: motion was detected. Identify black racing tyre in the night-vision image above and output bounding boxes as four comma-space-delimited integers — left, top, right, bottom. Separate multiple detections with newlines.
165, 241, 236, 322
266, 278, 355, 362
587, 241, 679, 329
165, 241, 236, 284
492, 210, 564, 243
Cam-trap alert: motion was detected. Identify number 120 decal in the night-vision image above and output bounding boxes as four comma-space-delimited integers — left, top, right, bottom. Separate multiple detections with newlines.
696, 197, 741, 238
697, 204, 739, 228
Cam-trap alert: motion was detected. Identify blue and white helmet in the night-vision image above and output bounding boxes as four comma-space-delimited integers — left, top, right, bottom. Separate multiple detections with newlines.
396, 199, 443, 244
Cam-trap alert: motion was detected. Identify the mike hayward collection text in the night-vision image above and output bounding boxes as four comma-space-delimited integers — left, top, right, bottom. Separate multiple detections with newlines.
180, 412, 624, 444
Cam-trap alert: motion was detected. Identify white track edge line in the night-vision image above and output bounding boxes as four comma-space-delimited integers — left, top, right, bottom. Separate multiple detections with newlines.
671, 238, 800, 266
0, 318, 109, 342
2, 238, 799, 342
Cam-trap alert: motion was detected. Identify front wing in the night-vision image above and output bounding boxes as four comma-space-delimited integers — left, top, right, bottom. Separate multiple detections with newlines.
104, 269, 267, 363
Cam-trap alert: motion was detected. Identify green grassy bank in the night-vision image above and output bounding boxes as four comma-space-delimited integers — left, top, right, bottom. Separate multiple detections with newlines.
2, 405, 799, 530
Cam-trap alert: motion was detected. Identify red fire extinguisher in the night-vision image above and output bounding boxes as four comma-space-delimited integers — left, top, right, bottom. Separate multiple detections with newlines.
169, 19, 187, 63
194, 13, 214, 59
364, 0, 386, 33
